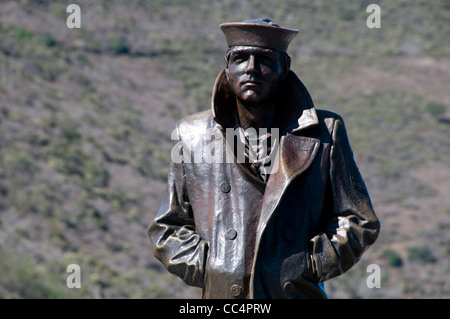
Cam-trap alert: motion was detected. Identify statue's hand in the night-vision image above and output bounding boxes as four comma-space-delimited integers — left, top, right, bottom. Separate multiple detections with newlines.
280, 251, 325, 298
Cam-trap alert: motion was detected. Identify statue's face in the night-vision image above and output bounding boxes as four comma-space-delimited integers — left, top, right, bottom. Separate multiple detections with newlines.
225, 46, 287, 105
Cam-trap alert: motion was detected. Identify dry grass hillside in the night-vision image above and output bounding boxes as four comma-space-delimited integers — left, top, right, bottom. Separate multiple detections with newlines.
0, 0, 449, 298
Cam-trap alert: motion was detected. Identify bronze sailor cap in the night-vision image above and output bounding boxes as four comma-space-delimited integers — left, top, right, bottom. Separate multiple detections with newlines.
220, 18, 298, 52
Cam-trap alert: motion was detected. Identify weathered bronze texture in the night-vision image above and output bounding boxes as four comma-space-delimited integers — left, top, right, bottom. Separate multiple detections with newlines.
148, 19, 380, 299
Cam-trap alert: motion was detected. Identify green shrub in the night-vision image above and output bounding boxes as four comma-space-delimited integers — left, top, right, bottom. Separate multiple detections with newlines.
381, 249, 403, 267
108, 37, 129, 55
38, 33, 57, 47
407, 246, 437, 264
0, 247, 72, 298
426, 101, 446, 117
15, 27, 34, 40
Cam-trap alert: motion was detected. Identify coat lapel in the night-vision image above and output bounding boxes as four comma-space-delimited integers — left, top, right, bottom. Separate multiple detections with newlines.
257, 134, 321, 235
249, 134, 320, 297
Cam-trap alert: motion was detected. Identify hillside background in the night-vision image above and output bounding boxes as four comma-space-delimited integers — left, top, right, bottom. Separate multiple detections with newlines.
0, 0, 449, 298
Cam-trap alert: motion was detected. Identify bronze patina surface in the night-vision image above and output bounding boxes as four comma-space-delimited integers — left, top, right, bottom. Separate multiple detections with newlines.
148, 18, 380, 299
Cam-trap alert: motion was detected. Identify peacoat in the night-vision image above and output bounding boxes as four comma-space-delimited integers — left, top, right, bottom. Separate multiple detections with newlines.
148, 69, 380, 299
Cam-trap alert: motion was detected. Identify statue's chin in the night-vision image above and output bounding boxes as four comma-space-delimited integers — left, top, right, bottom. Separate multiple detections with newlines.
239, 89, 264, 104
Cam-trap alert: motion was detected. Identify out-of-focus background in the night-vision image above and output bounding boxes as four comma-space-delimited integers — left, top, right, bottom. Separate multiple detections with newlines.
0, 0, 449, 299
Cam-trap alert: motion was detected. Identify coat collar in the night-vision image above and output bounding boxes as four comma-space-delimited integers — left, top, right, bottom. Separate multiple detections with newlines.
211, 69, 319, 133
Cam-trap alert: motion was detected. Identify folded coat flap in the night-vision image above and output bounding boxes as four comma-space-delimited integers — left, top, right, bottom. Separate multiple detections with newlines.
256, 134, 321, 241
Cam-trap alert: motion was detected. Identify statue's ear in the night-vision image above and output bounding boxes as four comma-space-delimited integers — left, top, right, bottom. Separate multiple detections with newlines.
217, 70, 233, 101
224, 66, 230, 81
224, 48, 232, 74
224, 64, 234, 86
281, 53, 291, 81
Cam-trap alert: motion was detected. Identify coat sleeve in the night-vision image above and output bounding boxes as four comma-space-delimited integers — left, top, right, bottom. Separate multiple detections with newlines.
308, 117, 380, 281
147, 124, 208, 288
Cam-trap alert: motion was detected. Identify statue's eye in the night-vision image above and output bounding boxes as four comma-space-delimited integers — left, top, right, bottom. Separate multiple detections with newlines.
232, 54, 247, 64
258, 55, 274, 66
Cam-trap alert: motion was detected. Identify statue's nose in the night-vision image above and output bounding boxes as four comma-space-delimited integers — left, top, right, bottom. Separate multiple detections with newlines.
245, 55, 258, 75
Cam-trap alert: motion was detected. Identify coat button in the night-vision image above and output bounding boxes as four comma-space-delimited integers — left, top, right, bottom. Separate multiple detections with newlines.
226, 228, 237, 240
230, 284, 242, 297
284, 281, 295, 294
220, 182, 231, 193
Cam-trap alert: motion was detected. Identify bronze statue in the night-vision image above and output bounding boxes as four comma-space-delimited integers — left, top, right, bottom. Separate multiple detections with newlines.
148, 18, 380, 299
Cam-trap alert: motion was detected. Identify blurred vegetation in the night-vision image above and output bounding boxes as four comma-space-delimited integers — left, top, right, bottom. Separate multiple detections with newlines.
0, 0, 449, 298
407, 246, 437, 264
381, 249, 403, 268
